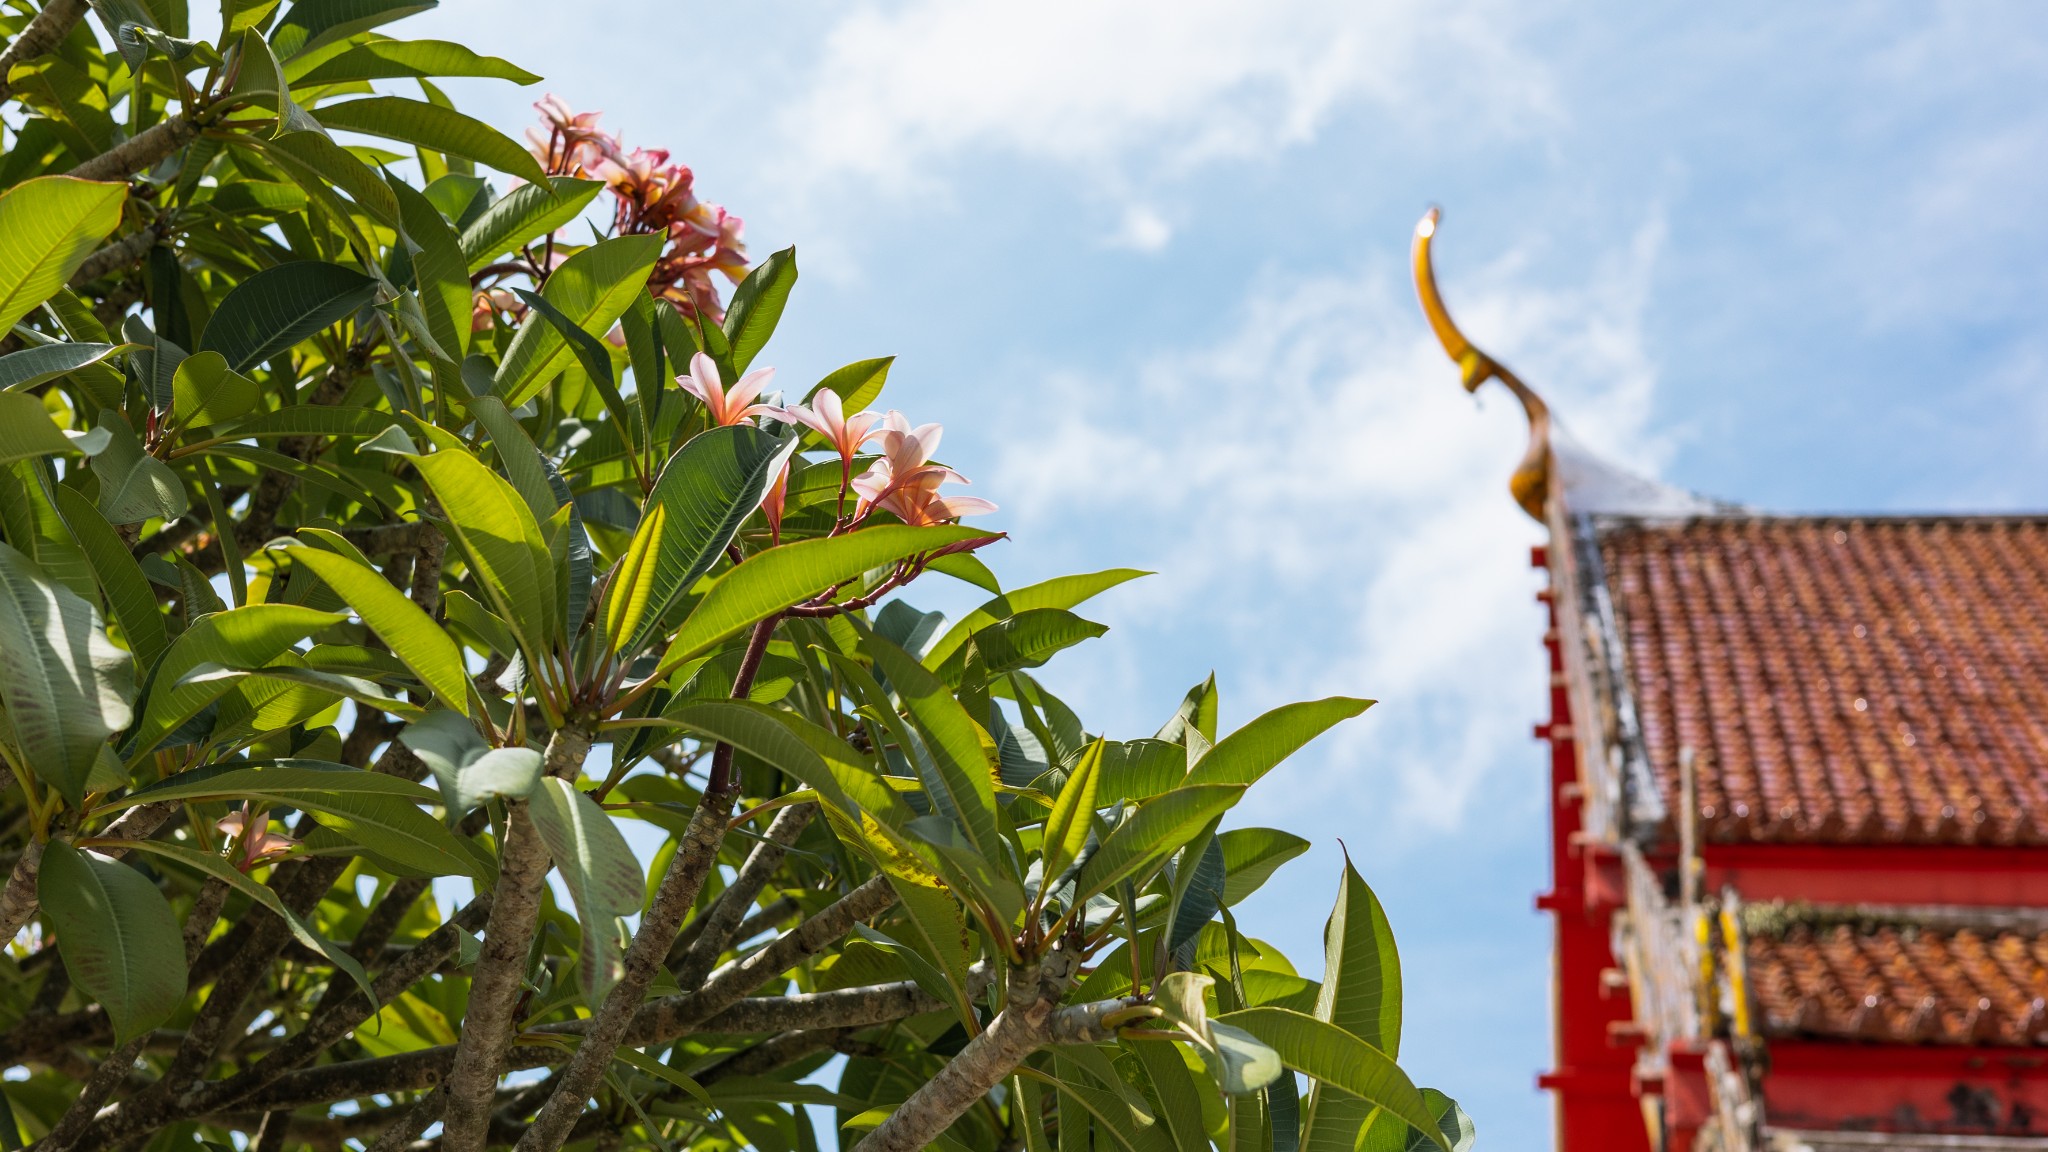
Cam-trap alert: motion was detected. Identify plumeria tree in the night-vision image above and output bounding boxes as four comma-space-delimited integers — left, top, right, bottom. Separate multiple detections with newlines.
0, 2, 1475, 1150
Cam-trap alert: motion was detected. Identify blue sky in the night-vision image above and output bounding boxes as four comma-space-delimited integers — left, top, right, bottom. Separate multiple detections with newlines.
403, 3, 2048, 1145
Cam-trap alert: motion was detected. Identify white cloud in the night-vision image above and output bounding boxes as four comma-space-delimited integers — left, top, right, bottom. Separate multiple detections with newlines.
992, 215, 1670, 837
777, 0, 1557, 193
1108, 204, 1173, 252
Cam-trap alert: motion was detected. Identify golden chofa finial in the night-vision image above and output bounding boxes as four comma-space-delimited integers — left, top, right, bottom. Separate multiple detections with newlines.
1412, 207, 1553, 521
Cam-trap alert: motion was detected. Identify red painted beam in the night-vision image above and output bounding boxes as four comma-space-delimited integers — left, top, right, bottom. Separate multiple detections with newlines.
1703, 844, 2048, 906
1761, 1042, 2048, 1136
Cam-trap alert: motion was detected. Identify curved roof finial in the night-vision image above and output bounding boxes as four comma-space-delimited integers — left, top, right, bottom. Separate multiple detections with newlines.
1412, 207, 1553, 521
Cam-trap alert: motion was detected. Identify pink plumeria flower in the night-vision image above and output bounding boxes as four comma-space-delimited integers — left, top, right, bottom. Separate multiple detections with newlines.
761, 462, 791, 542
850, 411, 960, 509
876, 470, 998, 527
527, 95, 615, 175
778, 388, 882, 466
679, 352, 778, 427
217, 803, 297, 873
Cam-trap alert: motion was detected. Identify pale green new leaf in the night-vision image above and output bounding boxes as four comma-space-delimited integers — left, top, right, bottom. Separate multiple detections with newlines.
285, 546, 471, 714
37, 842, 186, 1044
0, 542, 135, 806
400, 709, 542, 814
528, 777, 644, 1005
1218, 1007, 1448, 1152
0, 176, 126, 335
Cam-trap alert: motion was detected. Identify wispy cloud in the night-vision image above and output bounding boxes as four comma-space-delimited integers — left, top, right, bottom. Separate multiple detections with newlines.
991, 214, 1670, 837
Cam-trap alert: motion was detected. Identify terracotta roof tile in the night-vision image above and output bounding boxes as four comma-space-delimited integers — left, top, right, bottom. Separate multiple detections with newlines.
1597, 517, 2048, 845
1746, 919, 2048, 1046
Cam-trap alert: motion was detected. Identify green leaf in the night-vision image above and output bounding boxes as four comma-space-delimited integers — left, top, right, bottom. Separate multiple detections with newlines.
270, 0, 435, 59
465, 395, 557, 525
662, 700, 907, 826
938, 608, 1106, 687
238, 130, 402, 228
1218, 1008, 1448, 1152
0, 176, 127, 336
294, 38, 541, 85
925, 569, 1147, 668
663, 524, 990, 668
284, 547, 470, 714
1156, 674, 1219, 746
228, 27, 323, 136
1217, 828, 1311, 907
1075, 784, 1244, 902
171, 351, 260, 428
0, 392, 108, 462
389, 175, 470, 362
314, 97, 548, 185
626, 424, 799, 655
400, 709, 542, 815
721, 246, 795, 373
494, 234, 662, 407
861, 631, 1006, 867
1317, 854, 1400, 1054
804, 356, 892, 412
1184, 698, 1374, 789
37, 842, 186, 1044
457, 177, 603, 272
92, 412, 188, 525
198, 261, 378, 373
52, 485, 168, 668
1124, 1038, 1212, 1152
1359, 1090, 1475, 1152
221, 405, 398, 440
128, 604, 344, 757
0, 542, 135, 806
410, 441, 557, 654
116, 839, 377, 1006
0, 342, 121, 392
115, 761, 478, 877
527, 777, 643, 1006
1041, 737, 1103, 885
1153, 971, 1283, 1095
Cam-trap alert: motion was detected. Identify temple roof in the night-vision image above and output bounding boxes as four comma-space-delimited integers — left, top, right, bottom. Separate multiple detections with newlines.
1743, 903, 2048, 1046
1596, 515, 2048, 847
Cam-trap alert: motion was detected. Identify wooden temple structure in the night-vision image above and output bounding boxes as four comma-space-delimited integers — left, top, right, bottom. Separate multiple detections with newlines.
1414, 209, 2048, 1152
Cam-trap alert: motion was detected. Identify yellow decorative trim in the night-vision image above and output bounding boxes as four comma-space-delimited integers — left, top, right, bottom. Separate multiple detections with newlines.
1411, 207, 1553, 521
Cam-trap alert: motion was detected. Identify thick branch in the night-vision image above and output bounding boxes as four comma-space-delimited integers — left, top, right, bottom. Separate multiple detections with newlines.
68, 220, 168, 288
853, 965, 1124, 1152
68, 115, 198, 182
0, 0, 89, 102
439, 723, 591, 1152
670, 802, 814, 983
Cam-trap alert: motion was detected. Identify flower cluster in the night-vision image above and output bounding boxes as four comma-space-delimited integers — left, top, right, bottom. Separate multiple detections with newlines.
217, 803, 297, 872
527, 95, 748, 320
673, 354, 998, 533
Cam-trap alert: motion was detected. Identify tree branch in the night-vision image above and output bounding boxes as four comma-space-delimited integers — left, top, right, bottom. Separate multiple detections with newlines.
0, 0, 89, 102
440, 723, 592, 1152
68, 220, 169, 288
669, 801, 814, 983
67, 114, 198, 182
